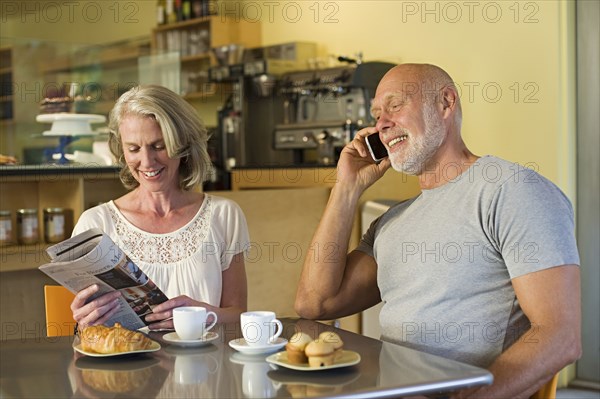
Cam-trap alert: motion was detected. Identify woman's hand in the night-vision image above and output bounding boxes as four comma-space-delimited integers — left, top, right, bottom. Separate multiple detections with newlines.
145, 254, 248, 330
71, 284, 122, 330
144, 295, 210, 330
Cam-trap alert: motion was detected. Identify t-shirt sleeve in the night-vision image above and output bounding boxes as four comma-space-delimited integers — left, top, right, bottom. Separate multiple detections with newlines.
488, 169, 580, 278
71, 205, 108, 237
219, 199, 250, 271
356, 217, 379, 257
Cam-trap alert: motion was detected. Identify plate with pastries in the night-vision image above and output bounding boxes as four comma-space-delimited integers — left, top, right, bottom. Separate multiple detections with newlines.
74, 323, 161, 357
266, 331, 360, 371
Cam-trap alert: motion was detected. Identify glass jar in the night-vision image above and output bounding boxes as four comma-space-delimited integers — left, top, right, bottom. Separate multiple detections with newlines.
17, 208, 39, 245
0, 210, 12, 246
44, 208, 67, 243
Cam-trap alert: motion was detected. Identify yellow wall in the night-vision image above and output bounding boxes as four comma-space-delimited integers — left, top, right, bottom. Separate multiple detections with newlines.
254, 0, 576, 198
1, 1, 156, 45
2, 0, 577, 199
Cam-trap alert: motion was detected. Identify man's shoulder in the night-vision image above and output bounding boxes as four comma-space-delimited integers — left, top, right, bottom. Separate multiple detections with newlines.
468, 155, 558, 191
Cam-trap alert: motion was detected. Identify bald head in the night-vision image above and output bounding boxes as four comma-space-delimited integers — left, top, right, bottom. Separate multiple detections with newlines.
378, 63, 457, 101
391, 63, 455, 85
374, 63, 462, 129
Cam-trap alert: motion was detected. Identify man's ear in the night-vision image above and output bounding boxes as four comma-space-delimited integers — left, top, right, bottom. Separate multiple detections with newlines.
441, 86, 458, 116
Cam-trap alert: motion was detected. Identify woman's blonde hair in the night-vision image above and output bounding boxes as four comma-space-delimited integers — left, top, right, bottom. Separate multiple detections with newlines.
108, 85, 212, 190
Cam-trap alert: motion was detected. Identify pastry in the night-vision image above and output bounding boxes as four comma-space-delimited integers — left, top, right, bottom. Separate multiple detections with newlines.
285, 332, 312, 364
305, 340, 335, 368
39, 96, 73, 113
318, 331, 344, 360
80, 323, 153, 354
82, 368, 151, 393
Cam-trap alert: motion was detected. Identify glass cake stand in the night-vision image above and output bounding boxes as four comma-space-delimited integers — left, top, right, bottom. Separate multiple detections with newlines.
36, 114, 107, 164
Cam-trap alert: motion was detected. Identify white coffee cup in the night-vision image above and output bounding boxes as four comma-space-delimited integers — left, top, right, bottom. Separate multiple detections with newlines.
173, 306, 217, 340
174, 352, 219, 385
242, 362, 278, 398
240, 311, 283, 347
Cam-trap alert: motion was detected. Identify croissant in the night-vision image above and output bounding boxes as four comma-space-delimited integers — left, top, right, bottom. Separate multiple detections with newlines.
82, 368, 151, 393
80, 323, 152, 354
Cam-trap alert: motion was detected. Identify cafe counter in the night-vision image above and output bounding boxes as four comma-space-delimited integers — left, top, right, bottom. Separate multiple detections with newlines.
0, 318, 492, 398
0, 165, 420, 337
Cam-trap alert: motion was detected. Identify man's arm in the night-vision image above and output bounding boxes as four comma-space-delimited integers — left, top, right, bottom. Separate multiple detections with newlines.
295, 128, 391, 320
295, 187, 381, 319
454, 264, 581, 399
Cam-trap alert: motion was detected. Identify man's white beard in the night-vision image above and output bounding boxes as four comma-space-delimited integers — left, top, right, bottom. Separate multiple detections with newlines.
390, 102, 446, 175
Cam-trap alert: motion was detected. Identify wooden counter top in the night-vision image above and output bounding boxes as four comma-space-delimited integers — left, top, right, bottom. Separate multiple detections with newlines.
0, 165, 119, 179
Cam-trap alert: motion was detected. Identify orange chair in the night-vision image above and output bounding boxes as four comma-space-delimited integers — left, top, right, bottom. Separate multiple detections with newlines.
44, 285, 76, 337
530, 373, 559, 399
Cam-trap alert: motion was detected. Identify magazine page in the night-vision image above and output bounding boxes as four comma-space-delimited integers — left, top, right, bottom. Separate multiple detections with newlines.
40, 228, 168, 331
46, 228, 104, 262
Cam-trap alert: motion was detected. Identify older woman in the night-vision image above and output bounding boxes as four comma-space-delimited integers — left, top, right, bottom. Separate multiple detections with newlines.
71, 85, 249, 330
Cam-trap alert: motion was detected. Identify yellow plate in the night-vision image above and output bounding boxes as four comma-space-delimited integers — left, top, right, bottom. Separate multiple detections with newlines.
73, 340, 161, 357
266, 350, 360, 371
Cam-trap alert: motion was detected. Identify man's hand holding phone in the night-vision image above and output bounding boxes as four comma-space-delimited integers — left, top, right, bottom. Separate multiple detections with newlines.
336, 128, 391, 192
365, 132, 388, 162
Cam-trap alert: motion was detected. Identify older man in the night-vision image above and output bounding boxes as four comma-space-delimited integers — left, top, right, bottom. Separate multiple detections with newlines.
295, 63, 581, 398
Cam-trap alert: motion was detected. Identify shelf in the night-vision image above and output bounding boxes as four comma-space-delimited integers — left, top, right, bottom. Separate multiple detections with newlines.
181, 53, 211, 63
0, 169, 127, 274
0, 47, 12, 71
151, 15, 261, 106
153, 16, 212, 32
0, 244, 53, 272
182, 82, 232, 100
183, 90, 217, 100
40, 39, 150, 74
0, 47, 13, 122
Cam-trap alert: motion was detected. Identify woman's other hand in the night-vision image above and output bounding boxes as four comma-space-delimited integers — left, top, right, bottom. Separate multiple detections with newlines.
71, 284, 122, 330
144, 295, 209, 330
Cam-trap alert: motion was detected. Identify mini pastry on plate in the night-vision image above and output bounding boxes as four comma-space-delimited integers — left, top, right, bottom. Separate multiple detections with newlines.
79, 323, 153, 354
305, 340, 335, 368
285, 332, 313, 364
318, 331, 344, 360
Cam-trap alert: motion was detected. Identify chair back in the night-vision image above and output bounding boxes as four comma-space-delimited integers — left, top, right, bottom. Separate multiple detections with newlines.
530, 373, 558, 399
44, 285, 76, 337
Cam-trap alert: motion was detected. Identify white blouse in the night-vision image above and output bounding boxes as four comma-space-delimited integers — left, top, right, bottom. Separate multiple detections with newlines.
72, 194, 250, 306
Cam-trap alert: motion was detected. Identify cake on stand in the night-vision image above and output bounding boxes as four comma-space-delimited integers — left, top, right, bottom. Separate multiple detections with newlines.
36, 114, 107, 164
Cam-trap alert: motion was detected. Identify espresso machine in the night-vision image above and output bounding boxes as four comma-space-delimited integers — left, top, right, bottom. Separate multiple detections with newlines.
209, 42, 317, 181
274, 62, 394, 164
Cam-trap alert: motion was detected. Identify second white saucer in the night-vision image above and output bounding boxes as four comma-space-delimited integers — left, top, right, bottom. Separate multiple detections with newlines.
229, 337, 288, 355
163, 331, 219, 347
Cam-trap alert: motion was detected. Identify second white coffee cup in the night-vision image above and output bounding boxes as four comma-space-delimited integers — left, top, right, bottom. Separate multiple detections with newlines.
173, 306, 217, 340
241, 311, 283, 347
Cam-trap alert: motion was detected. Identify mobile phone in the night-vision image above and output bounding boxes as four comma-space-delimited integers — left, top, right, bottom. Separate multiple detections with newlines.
366, 133, 388, 162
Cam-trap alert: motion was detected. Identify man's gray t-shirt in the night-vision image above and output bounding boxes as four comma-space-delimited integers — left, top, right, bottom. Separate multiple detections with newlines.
357, 156, 579, 367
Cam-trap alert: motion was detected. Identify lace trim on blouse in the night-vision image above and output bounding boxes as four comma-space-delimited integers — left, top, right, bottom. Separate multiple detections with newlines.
108, 195, 212, 264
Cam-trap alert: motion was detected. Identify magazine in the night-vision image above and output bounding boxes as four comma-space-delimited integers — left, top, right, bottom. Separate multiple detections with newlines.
39, 228, 168, 331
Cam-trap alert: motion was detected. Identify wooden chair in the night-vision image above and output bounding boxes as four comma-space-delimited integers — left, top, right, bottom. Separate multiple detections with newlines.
530, 373, 559, 399
44, 285, 76, 337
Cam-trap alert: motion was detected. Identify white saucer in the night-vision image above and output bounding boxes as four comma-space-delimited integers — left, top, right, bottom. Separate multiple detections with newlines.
163, 331, 219, 347
229, 351, 276, 365
229, 337, 288, 355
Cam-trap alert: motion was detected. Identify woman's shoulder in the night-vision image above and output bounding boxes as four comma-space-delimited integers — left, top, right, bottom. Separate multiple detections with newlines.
73, 202, 115, 235
79, 202, 114, 220
202, 194, 248, 228
205, 194, 244, 212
